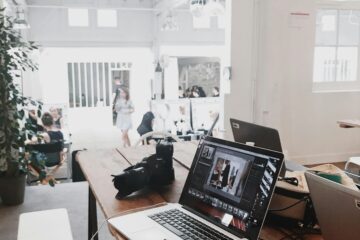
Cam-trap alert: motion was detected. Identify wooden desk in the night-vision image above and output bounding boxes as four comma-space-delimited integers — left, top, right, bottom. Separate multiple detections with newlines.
337, 119, 360, 128
77, 143, 322, 240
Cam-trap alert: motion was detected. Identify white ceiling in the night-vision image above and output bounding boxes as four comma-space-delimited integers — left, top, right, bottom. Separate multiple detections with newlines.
2, 0, 191, 16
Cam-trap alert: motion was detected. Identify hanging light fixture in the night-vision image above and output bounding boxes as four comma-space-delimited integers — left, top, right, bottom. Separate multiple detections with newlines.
189, 0, 207, 18
154, 61, 164, 99
13, 8, 30, 29
204, 0, 225, 16
161, 11, 179, 31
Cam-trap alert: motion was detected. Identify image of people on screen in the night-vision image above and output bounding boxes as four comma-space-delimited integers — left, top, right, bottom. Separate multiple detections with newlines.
201, 146, 215, 159
207, 153, 251, 199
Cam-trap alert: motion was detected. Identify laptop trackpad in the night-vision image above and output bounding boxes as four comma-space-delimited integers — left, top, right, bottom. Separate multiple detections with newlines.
131, 227, 177, 240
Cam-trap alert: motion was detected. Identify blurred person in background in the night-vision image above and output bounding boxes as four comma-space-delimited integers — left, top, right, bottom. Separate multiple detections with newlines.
114, 88, 134, 147
49, 107, 64, 129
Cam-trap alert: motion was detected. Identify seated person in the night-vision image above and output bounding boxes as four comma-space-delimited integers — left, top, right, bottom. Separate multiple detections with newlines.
27, 113, 65, 183
28, 105, 44, 133
40, 112, 64, 143
137, 111, 155, 144
49, 107, 64, 129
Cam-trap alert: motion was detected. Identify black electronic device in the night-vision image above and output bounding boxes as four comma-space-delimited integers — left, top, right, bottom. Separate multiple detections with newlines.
230, 118, 286, 177
112, 138, 175, 199
179, 136, 284, 240
230, 118, 282, 152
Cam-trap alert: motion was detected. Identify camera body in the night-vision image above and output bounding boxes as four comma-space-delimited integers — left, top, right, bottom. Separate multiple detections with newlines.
113, 138, 175, 199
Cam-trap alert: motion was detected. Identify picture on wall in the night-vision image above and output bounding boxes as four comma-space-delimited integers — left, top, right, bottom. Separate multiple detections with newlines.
178, 57, 220, 98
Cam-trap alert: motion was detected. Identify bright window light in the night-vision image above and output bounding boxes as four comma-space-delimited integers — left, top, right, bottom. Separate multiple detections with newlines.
313, 8, 360, 91
97, 9, 117, 27
321, 15, 336, 32
193, 15, 210, 29
68, 8, 89, 27
217, 15, 225, 29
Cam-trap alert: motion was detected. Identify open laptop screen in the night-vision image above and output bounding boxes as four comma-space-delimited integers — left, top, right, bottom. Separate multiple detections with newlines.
230, 118, 282, 152
179, 137, 284, 240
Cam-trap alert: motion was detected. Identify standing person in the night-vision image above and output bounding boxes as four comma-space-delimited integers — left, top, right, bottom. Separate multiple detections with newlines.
115, 88, 134, 147
221, 160, 231, 189
112, 88, 120, 125
212, 86, 220, 97
178, 86, 185, 98
197, 86, 207, 97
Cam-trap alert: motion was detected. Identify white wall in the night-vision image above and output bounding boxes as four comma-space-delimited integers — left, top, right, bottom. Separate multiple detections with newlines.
257, 0, 360, 164
27, 8, 154, 47
226, 0, 360, 164
224, 0, 257, 139
26, 4, 224, 48
156, 12, 224, 46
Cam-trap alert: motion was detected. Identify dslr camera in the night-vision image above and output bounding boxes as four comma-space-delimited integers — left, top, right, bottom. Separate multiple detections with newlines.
113, 138, 175, 199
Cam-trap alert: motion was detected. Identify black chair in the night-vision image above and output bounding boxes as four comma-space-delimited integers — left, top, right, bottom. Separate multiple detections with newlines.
27, 141, 67, 184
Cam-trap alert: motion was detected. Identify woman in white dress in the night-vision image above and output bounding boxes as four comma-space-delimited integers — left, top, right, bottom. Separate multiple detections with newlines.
114, 88, 134, 147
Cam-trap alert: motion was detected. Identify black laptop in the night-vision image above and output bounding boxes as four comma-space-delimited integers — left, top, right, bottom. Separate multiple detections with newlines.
230, 118, 285, 177
230, 118, 282, 152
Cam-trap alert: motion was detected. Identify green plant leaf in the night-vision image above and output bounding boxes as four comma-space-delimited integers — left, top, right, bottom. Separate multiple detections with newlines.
18, 109, 24, 119
0, 7, 40, 177
49, 179, 55, 187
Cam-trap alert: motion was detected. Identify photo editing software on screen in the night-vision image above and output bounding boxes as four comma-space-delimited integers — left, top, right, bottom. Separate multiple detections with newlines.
181, 140, 281, 239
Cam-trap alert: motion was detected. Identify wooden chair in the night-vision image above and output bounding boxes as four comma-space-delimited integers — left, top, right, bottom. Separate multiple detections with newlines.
27, 141, 67, 184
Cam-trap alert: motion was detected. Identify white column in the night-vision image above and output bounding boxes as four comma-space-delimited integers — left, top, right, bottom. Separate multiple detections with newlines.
224, 0, 258, 140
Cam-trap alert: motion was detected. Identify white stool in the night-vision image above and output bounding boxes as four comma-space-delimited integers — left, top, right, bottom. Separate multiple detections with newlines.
18, 208, 73, 240
345, 157, 360, 184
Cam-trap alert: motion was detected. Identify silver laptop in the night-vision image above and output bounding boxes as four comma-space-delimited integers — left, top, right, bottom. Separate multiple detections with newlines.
109, 136, 284, 240
305, 172, 360, 240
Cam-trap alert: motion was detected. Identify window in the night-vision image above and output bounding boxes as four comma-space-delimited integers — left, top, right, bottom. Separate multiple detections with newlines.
97, 9, 117, 27
217, 15, 225, 29
193, 15, 211, 29
313, 9, 360, 92
68, 8, 89, 27
67, 62, 132, 108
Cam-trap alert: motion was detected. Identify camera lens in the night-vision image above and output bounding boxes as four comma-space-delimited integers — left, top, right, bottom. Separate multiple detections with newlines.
114, 167, 149, 199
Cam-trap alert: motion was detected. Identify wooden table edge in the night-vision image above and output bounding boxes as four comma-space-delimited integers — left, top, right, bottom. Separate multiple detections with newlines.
76, 149, 168, 240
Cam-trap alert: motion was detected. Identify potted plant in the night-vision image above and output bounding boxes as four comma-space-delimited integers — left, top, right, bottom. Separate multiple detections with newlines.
0, 8, 45, 205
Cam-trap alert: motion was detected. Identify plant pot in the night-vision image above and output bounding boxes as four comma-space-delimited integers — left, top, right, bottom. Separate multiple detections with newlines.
0, 174, 26, 206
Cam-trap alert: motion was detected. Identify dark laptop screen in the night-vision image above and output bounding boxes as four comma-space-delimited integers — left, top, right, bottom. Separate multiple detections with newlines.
230, 118, 282, 153
179, 137, 284, 240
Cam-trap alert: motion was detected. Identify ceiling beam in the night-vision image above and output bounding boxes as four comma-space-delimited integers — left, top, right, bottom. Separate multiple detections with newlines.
153, 0, 189, 12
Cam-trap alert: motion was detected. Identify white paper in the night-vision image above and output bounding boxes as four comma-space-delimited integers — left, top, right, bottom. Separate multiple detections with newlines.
221, 213, 233, 227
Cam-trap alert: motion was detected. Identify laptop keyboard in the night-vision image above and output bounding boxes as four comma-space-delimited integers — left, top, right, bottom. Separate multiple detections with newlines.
148, 209, 233, 240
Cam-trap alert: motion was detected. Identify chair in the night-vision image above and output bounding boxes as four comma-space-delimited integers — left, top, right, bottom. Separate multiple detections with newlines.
27, 141, 67, 184
134, 131, 181, 146
18, 208, 73, 240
